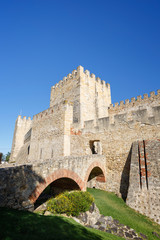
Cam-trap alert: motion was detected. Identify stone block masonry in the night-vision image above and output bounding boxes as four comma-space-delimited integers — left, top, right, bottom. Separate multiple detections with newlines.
70, 89, 160, 199
7, 65, 160, 224
126, 140, 160, 224
10, 116, 32, 162
0, 155, 106, 210
50, 65, 111, 127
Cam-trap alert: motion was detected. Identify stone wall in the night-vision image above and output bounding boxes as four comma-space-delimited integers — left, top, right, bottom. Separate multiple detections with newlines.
70, 98, 160, 198
50, 67, 81, 123
50, 66, 111, 127
8, 66, 160, 224
28, 101, 73, 161
126, 140, 160, 224
10, 116, 32, 162
0, 155, 106, 210
79, 66, 111, 126
108, 90, 160, 116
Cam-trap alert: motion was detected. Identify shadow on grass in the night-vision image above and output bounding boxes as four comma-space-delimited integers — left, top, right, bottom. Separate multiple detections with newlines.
0, 207, 102, 240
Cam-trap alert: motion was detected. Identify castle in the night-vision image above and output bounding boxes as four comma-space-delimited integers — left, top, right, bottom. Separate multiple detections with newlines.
9, 66, 160, 223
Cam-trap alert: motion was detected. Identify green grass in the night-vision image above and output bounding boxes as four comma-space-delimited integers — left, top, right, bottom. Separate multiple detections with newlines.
1, 188, 160, 240
0, 207, 123, 240
88, 188, 160, 240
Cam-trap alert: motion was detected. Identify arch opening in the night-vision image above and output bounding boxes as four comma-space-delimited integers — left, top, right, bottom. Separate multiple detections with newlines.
87, 166, 105, 189
34, 177, 81, 209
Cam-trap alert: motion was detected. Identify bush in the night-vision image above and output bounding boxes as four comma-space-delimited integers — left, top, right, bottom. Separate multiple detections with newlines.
47, 191, 94, 216
47, 195, 73, 215
67, 191, 94, 216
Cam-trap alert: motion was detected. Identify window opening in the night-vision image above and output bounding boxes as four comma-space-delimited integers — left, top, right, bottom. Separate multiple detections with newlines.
90, 140, 102, 154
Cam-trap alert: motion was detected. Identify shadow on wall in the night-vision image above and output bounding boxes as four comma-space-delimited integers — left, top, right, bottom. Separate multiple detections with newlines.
34, 177, 81, 209
120, 146, 132, 201
0, 164, 45, 210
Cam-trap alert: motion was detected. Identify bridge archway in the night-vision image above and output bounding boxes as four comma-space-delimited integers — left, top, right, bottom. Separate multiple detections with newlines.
29, 169, 85, 204
34, 177, 81, 209
84, 161, 106, 189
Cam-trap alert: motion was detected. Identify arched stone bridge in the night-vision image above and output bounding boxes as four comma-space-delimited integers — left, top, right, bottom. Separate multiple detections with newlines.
0, 155, 106, 211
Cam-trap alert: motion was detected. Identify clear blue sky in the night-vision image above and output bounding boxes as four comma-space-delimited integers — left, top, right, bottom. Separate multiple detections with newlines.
0, 0, 160, 155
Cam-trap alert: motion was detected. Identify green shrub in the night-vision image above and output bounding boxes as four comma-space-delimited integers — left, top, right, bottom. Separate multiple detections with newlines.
67, 191, 94, 216
47, 194, 73, 215
47, 191, 94, 216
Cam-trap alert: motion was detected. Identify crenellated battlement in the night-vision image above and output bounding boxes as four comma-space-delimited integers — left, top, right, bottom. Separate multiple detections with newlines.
82, 103, 160, 134
17, 115, 32, 123
50, 66, 111, 123
33, 100, 73, 121
109, 90, 160, 115
51, 65, 110, 93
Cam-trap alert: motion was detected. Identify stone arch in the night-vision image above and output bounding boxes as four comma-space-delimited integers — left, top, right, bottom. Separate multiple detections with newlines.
29, 169, 85, 204
84, 161, 106, 188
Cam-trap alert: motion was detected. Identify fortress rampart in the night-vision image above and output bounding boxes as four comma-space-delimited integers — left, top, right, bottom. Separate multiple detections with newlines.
83, 102, 160, 132
8, 66, 160, 224
109, 90, 160, 114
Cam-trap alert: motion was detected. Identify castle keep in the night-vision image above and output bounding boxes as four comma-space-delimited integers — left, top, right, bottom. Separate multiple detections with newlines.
3, 66, 160, 223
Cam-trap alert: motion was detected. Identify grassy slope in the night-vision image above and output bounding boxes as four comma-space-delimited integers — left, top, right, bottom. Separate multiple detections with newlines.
88, 188, 160, 240
1, 188, 160, 240
0, 207, 123, 240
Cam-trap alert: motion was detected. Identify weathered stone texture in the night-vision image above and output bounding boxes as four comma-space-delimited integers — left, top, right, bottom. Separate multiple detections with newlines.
71, 118, 160, 197
0, 155, 106, 210
8, 66, 160, 224
126, 140, 160, 224
50, 66, 111, 127
28, 102, 69, 161
10, 116, 32, 162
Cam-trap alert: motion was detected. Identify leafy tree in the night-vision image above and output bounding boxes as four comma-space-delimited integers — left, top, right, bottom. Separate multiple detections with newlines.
5, 152, 10, 162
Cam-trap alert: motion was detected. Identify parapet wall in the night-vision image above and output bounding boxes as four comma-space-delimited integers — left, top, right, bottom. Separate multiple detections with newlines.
109, 90, 160, 115
82, 90, 160, 132
83, 106, 160, 133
